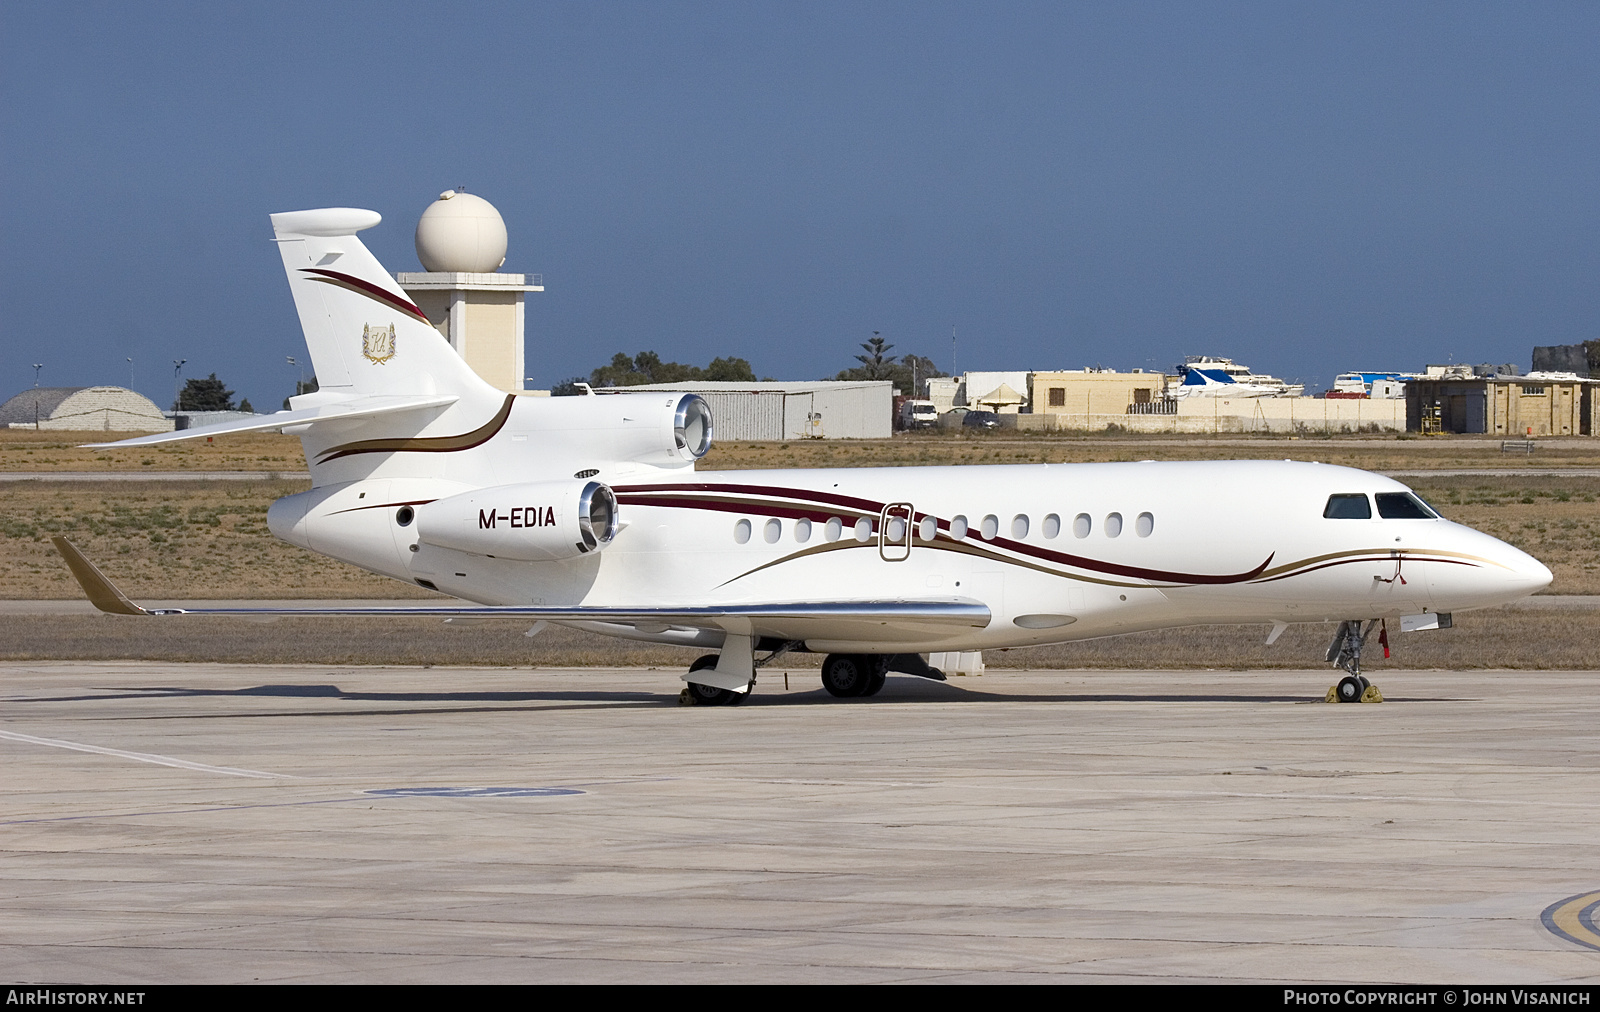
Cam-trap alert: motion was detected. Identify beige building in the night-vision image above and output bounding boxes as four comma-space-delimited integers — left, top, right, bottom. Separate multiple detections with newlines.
396, 272, 543, 393
1406, 372, 1597, 436
1030, 369, 1168, 418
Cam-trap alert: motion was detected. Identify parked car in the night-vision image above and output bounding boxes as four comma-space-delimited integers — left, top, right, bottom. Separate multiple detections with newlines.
962, 410, 1001, 430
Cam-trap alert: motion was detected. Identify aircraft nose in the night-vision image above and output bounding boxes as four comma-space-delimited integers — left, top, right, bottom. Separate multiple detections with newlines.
1427, 523, 1552, 610
1509, 551, 1554, 596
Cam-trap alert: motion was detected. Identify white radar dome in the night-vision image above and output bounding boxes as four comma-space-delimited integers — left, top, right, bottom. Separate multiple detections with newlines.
414, 190, 509, 272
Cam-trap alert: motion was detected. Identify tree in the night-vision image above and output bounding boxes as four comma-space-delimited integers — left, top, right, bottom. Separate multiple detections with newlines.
834, 335, 946, 396
898, 354, 946, 398
853, 333, 895, 380
282, 376, 318, 410
238, 398, 254, 414
704, 356, 756, 382
175, 373, 235, 411
586, 351, 761, 388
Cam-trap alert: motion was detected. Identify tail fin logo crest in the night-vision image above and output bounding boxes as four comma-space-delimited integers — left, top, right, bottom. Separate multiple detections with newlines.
362, 323, 397, 364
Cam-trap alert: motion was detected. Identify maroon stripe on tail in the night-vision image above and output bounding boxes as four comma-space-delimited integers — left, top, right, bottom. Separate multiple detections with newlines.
301, 268, 431, 323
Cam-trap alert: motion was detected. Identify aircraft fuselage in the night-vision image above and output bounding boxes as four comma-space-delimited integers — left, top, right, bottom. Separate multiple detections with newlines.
269, 458, 1550, 654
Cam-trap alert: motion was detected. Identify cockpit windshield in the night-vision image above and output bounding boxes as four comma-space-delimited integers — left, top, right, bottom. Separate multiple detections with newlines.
1323, 494, 1371, 519
1376, 492, 1439, 519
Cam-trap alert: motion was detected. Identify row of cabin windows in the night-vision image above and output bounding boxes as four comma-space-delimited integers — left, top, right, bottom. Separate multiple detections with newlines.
732, 511, 1156, 545
1323, 492, 1439, 520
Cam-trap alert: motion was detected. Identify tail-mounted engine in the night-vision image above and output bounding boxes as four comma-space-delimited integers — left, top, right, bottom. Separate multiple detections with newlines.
413, 480, 619, 561
503, 391, 713, 470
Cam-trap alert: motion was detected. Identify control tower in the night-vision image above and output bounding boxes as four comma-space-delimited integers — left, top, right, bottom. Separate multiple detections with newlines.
394, 190, 544, 392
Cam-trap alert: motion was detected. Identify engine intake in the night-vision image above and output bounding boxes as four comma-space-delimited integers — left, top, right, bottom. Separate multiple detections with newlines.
415, 480, 618, 561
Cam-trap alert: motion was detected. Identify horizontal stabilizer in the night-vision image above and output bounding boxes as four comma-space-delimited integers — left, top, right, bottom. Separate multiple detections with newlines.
82, 394, 458, 449
51, 538, 991, 641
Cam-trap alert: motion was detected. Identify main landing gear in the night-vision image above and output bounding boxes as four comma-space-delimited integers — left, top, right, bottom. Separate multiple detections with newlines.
683, 649, 950, 704
1325, 620, 1384, 704
820, 654, 886, 698
820, 653, 947, 698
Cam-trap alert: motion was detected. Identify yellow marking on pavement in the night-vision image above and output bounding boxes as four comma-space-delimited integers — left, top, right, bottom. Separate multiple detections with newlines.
1541, 891, 1600, 951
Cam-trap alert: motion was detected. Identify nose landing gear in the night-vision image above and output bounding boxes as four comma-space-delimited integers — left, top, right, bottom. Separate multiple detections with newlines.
680, 639, 806, 706
1325, 620, 1384, 703
682, 654, 748, 706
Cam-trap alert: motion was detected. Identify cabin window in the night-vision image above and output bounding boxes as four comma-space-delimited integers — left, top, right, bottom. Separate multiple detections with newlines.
1375, 492, 1438, 520
950, 515, 969, 539
1042, 513, 1061, 538
1012, 514, 1029, 538
1105, 512, 1123, 538
918, 516, 937, 541
1048, 387, 1065, 407
1073, 513, 1091, 538
825, 517, 843, 541
1136, 512, 1154, 537
1323, 494, 1372, 519
854, 517, 873, 542
981, 514, 999, 540
886, 516, 907, 541
795, 518, 812, 543
764, 518, 782, 543
734, 518, 752, 544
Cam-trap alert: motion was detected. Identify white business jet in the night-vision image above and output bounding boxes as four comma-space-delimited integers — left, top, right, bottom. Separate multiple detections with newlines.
54, 207, 1552, 705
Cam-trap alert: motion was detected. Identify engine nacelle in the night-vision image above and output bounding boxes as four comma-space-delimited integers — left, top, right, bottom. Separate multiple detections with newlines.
412, 480, 619, 561
493, 391, 714, 471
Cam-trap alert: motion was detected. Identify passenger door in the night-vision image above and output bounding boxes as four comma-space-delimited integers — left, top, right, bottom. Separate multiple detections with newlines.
879, 503, 914, 562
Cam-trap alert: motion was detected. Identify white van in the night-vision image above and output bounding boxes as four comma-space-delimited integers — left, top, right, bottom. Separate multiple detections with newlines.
899, 399, 939, 429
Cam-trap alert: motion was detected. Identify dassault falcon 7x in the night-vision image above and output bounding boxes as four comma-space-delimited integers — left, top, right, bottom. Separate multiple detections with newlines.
54, 206, 1553, 705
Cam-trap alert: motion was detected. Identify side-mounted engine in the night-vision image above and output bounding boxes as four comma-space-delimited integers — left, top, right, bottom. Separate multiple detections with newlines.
411, 480, 619, 561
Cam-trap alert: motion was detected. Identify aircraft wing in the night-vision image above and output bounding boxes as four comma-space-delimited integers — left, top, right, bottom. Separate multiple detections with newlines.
51, 537, 991, 642
82, 394, 459, 448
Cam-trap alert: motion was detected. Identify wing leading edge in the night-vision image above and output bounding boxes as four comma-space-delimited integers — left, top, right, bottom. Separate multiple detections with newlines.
50, 537, 991, 643
81, 394, 459, 449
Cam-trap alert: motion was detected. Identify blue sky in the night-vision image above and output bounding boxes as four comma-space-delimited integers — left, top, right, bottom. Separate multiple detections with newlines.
3, 2, 1598, 408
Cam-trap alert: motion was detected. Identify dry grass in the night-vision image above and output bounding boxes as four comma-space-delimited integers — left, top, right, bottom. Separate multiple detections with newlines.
0, 479, 431, 599
0, 608, 1591, 671
0, 428, 302, 472
10, 425, 1600, 474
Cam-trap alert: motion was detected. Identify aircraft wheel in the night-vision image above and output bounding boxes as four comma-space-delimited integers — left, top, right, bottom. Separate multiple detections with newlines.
685, 654, 739, 706
820, 653, 871, 697
1335, 674, 1364, 704
860, 659, 888, 697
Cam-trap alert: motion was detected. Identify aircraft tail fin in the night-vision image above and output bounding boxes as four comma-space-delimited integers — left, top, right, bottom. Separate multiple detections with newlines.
268, 208, 498, 406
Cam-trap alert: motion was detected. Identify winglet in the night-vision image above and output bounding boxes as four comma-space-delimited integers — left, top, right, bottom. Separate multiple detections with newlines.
51, 537, 150, 616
